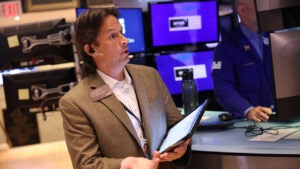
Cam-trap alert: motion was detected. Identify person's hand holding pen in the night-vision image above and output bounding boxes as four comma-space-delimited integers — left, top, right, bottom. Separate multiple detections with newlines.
247, 106, 272, 122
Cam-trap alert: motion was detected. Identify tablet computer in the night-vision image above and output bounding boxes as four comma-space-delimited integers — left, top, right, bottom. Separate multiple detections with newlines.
158, 99, 209, 153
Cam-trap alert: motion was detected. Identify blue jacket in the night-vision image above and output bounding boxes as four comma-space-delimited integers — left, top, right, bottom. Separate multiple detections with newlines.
212, 25, 275, 118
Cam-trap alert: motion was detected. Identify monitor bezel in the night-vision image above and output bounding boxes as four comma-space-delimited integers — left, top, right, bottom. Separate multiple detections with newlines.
269, 28, 300, 121
0, 18, 74, 71
154, 49, 215, 98
2, 67, 77, 114
148, 0, 219, 53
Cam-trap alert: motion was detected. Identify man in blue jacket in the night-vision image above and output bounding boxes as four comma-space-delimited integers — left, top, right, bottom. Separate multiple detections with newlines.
212, 0, 275, 122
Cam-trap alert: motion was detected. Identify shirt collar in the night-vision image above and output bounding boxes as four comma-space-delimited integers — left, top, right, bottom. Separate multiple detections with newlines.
96, 68, 132, 90
240, 24, 259, 40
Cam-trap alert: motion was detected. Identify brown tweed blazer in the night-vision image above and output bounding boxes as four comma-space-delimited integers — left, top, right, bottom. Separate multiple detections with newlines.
59, 64, 189, 169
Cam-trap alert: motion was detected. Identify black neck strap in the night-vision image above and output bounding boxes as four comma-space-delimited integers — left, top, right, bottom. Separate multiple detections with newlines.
120, 102, 145, 136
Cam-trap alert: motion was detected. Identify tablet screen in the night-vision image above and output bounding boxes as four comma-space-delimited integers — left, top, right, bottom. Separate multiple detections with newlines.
158, 99, 208, 153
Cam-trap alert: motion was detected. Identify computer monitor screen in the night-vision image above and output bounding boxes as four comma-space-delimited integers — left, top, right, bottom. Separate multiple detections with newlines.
0, 18, 74, 70
0, 67, 37, 85
270, 28, 300, 121
76, 7, 146, 53
2, 67, 77, 114
219, 13, 235, 40
149, 0, 218, 48
75, 7, 86, 16
155, 50, 214, 95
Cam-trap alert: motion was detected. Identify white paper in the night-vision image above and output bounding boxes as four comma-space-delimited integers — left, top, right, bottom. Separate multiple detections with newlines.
249, 128, 299, 142
284, 129, 300, 139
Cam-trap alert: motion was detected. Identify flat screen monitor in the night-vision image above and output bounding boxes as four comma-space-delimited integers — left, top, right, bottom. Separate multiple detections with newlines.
0, 18, 74, 71
219, 13, 235, 40
270, 28, 300, 121
149, 0, 219, 50
155, 50, 214, 95
2, 67, 77, 115
0, 67, 37, 85
255, 0, 300, 33
75, 8, 86, 16
76, 7, 146, 53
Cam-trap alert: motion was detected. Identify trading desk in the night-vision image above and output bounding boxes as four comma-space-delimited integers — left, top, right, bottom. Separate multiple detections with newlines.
188, 111, 300, 169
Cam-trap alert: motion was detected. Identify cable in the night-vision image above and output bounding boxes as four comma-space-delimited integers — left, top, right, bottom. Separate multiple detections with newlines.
233, 121, 300, 137
40, 96, 61, 121
244, 122, 279, 137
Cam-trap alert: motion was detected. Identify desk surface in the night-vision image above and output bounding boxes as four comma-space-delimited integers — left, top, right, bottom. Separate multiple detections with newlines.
192, 111, 300, 156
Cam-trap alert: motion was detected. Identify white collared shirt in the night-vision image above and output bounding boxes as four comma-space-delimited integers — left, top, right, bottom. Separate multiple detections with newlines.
96, 69, 144, 145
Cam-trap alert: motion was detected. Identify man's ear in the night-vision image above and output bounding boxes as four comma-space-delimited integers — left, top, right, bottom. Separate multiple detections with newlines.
84, 44, 94, 56
237, 3, 247, 18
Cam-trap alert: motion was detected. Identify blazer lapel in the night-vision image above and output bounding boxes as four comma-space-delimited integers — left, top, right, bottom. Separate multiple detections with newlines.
235, 26, 262, 64
126, 65, 157, 153
87, 73, 141, 144
126, 65, 150, 122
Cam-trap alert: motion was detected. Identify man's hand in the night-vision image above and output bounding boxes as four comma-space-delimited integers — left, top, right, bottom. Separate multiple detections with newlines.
247, 106, 272, 122
159, 138, 191, 162
120, 151, 160, 169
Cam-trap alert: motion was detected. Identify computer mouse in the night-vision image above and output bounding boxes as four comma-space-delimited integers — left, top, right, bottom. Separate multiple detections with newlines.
218, 113, 233, 122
